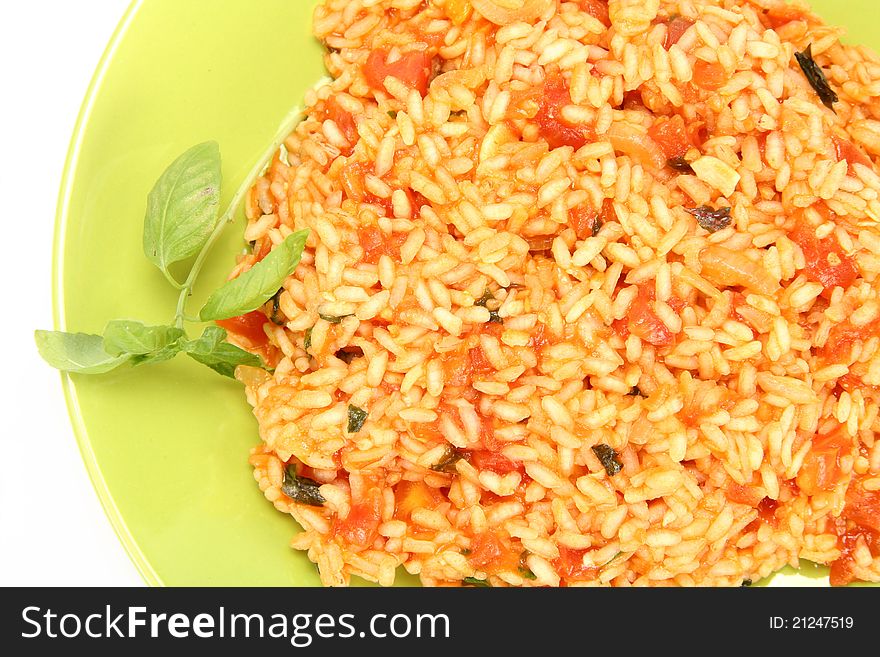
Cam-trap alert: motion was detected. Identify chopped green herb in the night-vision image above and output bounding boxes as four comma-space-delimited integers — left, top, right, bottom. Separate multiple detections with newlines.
474, 289, 494, 308
431, 446, 465, 473
348, 404, 368, 433
591, 217, 602, 237
335, 347, 364, 365
627, 386, 646, 398
460, 549, 472, 557
741, 579, 752, 587
318, 312, 353, 324
518, 552, 537, 580
592, 444, 623, 476
795, 44, 838, 112
388, 110, 398, 119
667, 156, 694, 174
475, 289, 504, 324
303, 327, 313, 352
269, 288, 285, 325
462, 576, 490, 587
686, 205, 732, 233
281, 465, 326, 506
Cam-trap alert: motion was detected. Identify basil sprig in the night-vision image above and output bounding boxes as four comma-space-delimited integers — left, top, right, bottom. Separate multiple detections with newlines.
35, 128, 308, 380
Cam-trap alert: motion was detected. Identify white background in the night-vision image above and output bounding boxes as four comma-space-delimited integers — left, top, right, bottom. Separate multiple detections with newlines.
0, 0, 143, 585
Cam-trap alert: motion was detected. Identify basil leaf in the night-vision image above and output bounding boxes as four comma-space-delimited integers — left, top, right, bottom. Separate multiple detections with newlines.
184, 325, 263, 378
34, 330, 130, 374
347, 405, 368, 433
103, 320, 186, 359
318, 312, 352, 324
591, 444, 623, 476
431, 446, 464, 473
143, 141, 222, 277
281, 465, 326, 506
199, 229, 309, 321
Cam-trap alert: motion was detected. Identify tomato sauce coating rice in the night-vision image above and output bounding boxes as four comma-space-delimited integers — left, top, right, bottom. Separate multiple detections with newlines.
226, 0, 880, 586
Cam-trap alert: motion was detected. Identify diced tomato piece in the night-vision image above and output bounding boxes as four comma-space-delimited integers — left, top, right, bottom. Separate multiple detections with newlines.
469, 449, 522, 474
569, 205, 600, 240
663, 16, 694, 49
445, 345, 495, 388
832, 134, 872, 174
796, 428, 851, 495
536, 76, 595, 150
789, 222, 859, 292
843, 479, 880, 533
725, 482, 766, 507
364, 49, 433, 96
358, 226, 407, 264
469, 532, 507, 569
599, 198, 616, 225
763, 5, 809, 29
341, 161, 396, 215
822, 319, 880, 363
626, 285, 676, 348
579, 0, 610, 26
216, 311, 269, 347
554, 546, 599, 581
829, 478, 880, 585
756, 497, 780, 527
648, 115, 691, 159
334, 488, 383, 549
395, 480, 445, 519
321, 97, 358, 147
692, 60, 726, 91
829, 524, 879, 586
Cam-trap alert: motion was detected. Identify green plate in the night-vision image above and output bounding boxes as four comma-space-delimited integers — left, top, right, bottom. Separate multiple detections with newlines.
54, 0, 876, 586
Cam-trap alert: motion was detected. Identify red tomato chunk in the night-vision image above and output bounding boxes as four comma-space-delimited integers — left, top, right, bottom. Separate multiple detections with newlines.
216, 311, 269, 347
358, 226, 407, 264
832, 134, 872, 173
334, 488, 383, 549
789, 223, 858, 292
536, 76, 595, 150
648, 115, 692, 159
364, 49, 433, 96
796, 428, 851, 495
624, 285, 676, 348
692, 60, 726, 91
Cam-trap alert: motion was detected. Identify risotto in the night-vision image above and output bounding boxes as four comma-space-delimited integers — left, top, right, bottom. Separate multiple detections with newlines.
222, 0, 880, 587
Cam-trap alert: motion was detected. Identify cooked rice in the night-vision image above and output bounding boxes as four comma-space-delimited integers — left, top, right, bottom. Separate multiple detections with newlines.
230, 0, 880, 586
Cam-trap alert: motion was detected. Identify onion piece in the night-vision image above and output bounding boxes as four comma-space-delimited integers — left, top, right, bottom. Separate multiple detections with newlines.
607, 122, 667, 171
431, 67, 486, 91
698, 246, 780, 296
470, 0, 555, 26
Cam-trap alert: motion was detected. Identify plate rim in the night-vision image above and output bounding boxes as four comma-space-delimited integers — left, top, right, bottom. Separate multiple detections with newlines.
52, 0, 160, 587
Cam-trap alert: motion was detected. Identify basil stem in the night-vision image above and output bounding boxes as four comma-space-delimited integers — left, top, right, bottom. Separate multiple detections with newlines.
171, 108, 306, 329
